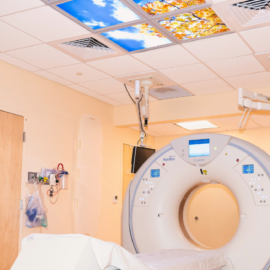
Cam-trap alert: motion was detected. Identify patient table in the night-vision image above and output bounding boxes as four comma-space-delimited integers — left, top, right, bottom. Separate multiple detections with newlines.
11, 234, 226, 270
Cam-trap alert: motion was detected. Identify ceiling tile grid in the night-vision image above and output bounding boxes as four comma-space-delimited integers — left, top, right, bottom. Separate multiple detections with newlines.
79, 78, 129, 95
159, 64, 219, 84
0, 53, 40, 72
132, 45, 200, 70
205, 55, 266, 78
182, 33, 253, 62
87, 55, 153, 77
1, 0, 270, 107
94, 95, 123, 106
1, 6, 89, 42
68, 84, 101, 97
0, 0, 45, 17
0, 21, 42, 52
47, 63, 111, 83
224, 72, 270, 89
7, 44, 80, 69
181, 79, 235, 95
33, 70, 73, 85
240, 26, 270, 53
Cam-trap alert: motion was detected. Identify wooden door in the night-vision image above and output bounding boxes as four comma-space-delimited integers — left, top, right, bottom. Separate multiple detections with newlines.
0, 110, 24, 270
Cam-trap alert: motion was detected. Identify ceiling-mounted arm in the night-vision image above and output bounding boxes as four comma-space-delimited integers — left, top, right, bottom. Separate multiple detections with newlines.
238, 88, 270, 110
238, 88, 270, 128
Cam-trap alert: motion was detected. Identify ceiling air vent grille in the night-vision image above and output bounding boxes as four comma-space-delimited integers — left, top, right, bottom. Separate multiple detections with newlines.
232, 0, 270, 10
59, 37, 116, 60
230, 0, 270, 28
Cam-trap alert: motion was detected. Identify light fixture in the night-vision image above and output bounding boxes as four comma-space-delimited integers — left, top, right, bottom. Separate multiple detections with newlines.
175, 120, 218, 130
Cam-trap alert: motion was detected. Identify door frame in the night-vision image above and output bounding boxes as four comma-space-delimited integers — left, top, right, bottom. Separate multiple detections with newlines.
0, 105, 28, 252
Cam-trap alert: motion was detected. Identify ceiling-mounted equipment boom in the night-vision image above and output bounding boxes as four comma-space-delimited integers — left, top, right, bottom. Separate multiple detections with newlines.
238, 87, 270, 128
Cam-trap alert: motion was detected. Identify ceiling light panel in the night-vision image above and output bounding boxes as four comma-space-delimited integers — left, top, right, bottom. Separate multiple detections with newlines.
133, 0, 206, 16
206, 55, 265, 78
182, 33, 252, 62
176, 120, 218, 130
101, 23, 172, 52
7, 44, 80, 69
34, 70, 73, 85
47, 63, 111, 83
87, 55, 153, 76
0, 53, 40, 72
181, 79, 235, 95
224, 72, 270, 89
56, 0, 141, 30
0, 0, 45, 17
158, 8, 230, 41
59, 37, 117, 60
159, 64, 219, 84
1, 6, 89, 42
132, 45, 199, 69
148, 123, 192, 135
0, 21, 41, 52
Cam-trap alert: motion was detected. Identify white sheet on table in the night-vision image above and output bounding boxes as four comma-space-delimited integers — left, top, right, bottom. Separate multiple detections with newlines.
13, 234, 226, 270
135, 249, 227, 270
13, 234, 149, 270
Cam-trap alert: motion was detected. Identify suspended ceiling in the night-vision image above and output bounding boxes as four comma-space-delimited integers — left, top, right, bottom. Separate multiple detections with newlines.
1, 0, 270, 136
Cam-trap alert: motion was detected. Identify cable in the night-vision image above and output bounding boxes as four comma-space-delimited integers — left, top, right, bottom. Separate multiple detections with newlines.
124, 84, 136, 104
137, 93, 147, 145
239, 96, 255, 128
239, 108, 252, 128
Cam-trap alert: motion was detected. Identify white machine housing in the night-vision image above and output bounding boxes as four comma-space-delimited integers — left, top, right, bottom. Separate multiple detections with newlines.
122, 134, 270, 270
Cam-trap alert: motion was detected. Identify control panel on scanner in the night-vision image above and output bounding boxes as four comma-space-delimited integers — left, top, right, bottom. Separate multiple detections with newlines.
235, 156, 270, 205
134, 163, 167, 207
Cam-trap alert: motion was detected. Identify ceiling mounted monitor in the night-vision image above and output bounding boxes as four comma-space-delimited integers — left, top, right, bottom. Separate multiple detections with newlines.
56, 0, 141, 30
158, 7, 230, 41
101, 23, 172, 52
133, 0, 205, 16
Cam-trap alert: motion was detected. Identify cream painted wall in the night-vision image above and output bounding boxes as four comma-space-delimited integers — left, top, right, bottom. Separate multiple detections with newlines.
0, 60, 155, 249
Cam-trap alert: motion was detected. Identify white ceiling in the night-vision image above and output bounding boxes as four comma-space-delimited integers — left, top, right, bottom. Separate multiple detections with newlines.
0, 0, 270, 109
129, 114, 266, 137
1, 6, 89, 42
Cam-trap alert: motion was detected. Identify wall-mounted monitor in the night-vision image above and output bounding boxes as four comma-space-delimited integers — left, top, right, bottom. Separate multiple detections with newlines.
131, 147, 155, 174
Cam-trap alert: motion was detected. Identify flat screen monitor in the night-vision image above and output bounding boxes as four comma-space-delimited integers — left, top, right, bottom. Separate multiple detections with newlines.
131, 147, 155, 174
189, 139, 210, 157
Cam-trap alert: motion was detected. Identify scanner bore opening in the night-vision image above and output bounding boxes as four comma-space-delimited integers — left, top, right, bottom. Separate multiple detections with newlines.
179, 183, 239, 249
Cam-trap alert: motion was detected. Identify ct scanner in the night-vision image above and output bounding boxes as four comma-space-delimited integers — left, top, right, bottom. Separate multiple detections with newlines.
122, 133, 270, 270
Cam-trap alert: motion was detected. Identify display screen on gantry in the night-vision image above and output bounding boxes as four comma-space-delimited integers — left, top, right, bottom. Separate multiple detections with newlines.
243, 164, 254, 174
189, 139, 210, 157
